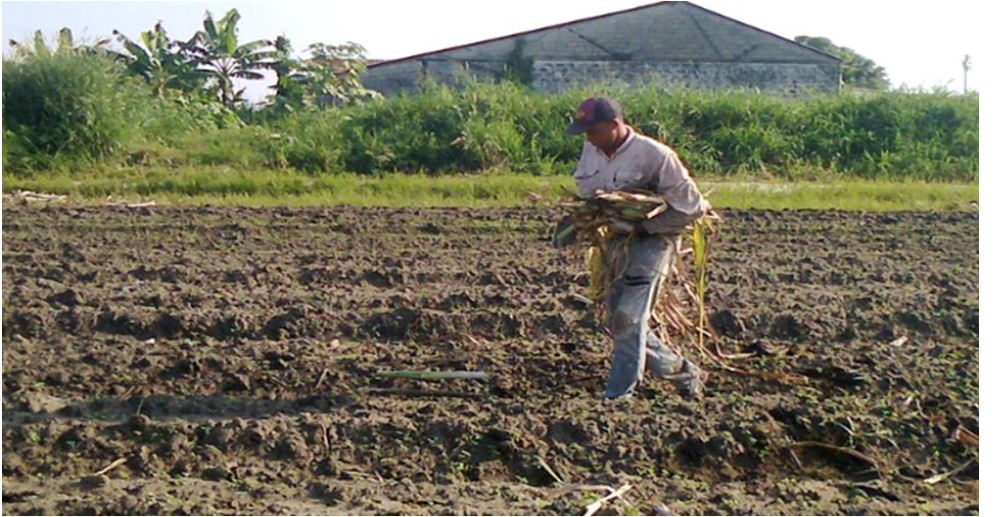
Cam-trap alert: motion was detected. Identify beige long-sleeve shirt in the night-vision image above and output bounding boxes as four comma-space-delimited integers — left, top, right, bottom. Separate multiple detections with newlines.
573, 127, 709, 234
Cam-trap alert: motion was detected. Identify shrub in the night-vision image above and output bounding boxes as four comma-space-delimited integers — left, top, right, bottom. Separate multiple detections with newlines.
2, 54, 147, 171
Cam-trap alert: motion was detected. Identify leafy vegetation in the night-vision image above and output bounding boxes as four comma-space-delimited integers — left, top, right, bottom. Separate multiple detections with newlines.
8, 27, 113, 60
177, 9, 279, 108
112, 23, 205, 98
795, 35, 890, 90
268, 40, 378, 112
1, 10, 979, 187
2, 54, 151, 168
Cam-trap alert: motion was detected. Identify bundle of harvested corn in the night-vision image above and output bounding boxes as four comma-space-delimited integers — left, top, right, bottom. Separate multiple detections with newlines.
556, 190, 670, 242
556, 189, 807, 385
557, 189, 701, 341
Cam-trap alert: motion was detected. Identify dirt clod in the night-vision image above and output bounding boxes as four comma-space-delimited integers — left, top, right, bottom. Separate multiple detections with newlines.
79, 475, 109, 490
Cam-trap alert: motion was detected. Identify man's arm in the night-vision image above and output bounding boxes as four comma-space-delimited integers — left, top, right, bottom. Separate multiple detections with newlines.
640, 148, 709, 236
641, 204, 706, 235
553, 144, 595, 248
573, 143, 601, 199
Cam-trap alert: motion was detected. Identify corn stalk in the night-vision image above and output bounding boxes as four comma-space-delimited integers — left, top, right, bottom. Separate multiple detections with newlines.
375, 370, 489, 381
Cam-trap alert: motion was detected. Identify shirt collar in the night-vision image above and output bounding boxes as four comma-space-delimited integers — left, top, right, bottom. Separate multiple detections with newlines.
600, 126, 636, 158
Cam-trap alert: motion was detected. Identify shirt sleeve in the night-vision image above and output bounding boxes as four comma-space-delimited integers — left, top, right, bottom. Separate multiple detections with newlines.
573, 143, 599, 199
640, 146, 710, 235
648, 147, 707, 215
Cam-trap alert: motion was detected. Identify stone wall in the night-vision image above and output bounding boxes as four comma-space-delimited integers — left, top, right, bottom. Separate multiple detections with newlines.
363, 59, 840, 96
532, 61, 840, 95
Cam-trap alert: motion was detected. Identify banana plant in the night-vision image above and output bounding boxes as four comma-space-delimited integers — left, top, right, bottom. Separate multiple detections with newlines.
111, 23, 204, 98
268, 35, 309, 110
178, 8, 277, 107
8, 28, 111, 60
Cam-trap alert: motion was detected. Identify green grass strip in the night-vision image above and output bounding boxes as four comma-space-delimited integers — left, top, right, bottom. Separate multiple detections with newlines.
2, 168, 978, 212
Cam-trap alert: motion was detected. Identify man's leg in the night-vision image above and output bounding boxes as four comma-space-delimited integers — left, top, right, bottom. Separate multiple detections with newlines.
643, 237, 684, 377
641, 236, 707, 399
647, 331, 707, 399
603, 235, 674, 399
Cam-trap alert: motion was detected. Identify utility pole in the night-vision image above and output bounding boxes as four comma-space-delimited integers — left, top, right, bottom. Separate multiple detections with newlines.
963, 55, 972, 94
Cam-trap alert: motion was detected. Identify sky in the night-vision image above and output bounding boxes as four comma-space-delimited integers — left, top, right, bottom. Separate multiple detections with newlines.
1, 0, 987, 103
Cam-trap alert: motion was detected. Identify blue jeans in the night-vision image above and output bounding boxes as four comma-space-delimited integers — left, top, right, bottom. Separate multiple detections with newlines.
604, 233, 684, 398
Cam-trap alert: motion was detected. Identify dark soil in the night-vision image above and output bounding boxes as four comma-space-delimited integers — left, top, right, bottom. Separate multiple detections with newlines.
1, 205, 978, 515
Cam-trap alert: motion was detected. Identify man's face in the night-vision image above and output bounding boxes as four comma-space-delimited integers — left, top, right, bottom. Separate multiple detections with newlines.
585, 120, 620, 151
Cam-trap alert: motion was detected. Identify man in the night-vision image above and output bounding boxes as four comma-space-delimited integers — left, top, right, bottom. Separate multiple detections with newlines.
558, 96, 710, 401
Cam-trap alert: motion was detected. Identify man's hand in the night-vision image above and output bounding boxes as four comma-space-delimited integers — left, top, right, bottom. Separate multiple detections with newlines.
552, 216, 578, 248
641, 207, 704, 236
608, 218, 638, 235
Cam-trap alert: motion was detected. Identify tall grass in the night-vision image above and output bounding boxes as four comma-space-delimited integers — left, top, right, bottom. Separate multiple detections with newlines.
0, 54, 979, 182
2, 53, 237, 174
2, 54, 144, 170
207, 83, 981, 181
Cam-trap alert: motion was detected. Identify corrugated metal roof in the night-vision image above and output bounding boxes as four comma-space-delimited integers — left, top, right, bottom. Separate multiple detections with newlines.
368, 2, 840, 68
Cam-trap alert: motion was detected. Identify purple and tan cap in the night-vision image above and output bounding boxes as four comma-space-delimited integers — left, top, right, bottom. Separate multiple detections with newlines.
565, 96, 624, 135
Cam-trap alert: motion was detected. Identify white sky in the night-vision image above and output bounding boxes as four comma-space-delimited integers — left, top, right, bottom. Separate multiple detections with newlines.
1, 0, 986, 101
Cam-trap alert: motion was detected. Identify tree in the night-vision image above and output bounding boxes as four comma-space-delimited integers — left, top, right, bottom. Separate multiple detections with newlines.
795, 36, 890, 90
267, 39, 380, 111
303, 42, 379, 105
178, 9, 278, 107
112, 23, 204, 98
502, 38, 534, 86
8, 28, 111, 60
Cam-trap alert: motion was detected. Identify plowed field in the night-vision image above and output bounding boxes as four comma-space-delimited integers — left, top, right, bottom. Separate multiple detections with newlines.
1, 205, 979, 515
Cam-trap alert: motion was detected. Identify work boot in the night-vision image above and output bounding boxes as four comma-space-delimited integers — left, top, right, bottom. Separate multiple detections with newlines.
602, 391, 634, 403
673, 360, 707, 400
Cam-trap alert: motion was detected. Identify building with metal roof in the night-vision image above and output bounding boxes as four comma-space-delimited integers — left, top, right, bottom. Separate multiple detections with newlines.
362, 2, 841, 95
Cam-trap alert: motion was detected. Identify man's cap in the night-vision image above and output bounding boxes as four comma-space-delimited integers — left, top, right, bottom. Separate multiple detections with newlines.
566, 96, 623, 135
